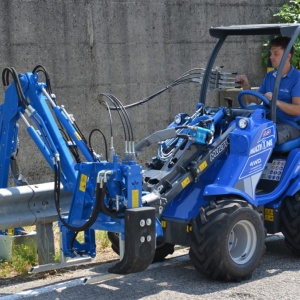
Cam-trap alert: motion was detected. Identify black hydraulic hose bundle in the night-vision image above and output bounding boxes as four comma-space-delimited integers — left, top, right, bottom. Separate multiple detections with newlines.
95, 68, 205, 159
97, 93, 134, 148
103, 93, 134, 141
2, 67, 30, 109
2, 67, 32, 186
88, 129, 108, 160
98, 181, 126, 219
106, 68, 203, 110
32, 65, 53, 97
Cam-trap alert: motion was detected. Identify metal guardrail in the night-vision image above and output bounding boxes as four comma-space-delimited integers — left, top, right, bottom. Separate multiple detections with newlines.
0, 182, 72, 230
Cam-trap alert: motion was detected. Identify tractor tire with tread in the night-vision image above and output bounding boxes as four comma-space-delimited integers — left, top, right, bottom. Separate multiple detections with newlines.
188, 200, 266, 281
280, 194, 300, 255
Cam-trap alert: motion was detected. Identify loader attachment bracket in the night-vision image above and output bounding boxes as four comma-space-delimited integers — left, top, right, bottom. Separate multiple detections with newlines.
108, 207, 156, 274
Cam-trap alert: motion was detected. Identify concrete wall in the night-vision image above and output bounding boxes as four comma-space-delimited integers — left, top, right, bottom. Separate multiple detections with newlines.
0, 0, 285, 184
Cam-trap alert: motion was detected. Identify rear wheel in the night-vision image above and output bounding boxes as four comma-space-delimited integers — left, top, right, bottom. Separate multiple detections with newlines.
280, 194, 300, 255
107, 232, 175, 263
153, 241, 175, 262
188, 200, 266, 281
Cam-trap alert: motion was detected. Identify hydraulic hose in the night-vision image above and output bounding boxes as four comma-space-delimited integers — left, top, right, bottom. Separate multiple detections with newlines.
54, 161, 103, 232
96, 180, 125, 219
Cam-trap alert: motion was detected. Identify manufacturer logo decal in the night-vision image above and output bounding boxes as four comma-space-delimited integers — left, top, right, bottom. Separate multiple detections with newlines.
258, 126, 276, 143
250, 138, 273, 155
209, 139, 228, 162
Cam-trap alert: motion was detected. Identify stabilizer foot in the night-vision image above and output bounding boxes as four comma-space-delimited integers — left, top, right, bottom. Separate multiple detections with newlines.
108, 207, 156, 274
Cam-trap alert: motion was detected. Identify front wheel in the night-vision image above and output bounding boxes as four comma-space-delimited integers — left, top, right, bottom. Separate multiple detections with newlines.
188, 200, 266, 281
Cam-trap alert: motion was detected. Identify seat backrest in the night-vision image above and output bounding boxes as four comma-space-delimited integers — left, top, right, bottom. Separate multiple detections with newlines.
274, 136, 300, 152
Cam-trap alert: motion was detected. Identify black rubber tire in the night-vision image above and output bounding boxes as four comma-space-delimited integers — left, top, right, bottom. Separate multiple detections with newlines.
152, 241, 175, 262
188, 200, 266, 281
107, 231, 175, 263
107, 232, 120, 255
280, 195, 300, 255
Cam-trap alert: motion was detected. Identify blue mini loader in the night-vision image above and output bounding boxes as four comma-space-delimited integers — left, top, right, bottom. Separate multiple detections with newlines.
1, 24, 300, 281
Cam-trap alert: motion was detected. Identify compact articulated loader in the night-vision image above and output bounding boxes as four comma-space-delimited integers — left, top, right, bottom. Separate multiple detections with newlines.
1, 24, 300, 281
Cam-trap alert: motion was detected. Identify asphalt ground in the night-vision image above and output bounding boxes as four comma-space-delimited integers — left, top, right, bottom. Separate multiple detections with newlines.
0, 234, 299, 300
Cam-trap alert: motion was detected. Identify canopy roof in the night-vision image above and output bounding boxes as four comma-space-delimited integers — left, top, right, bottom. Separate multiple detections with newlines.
209, 24, 300, 38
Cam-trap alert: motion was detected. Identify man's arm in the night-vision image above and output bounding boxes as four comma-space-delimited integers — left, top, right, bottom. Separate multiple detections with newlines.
272, 75, 300, 115
277, 96, 300, 115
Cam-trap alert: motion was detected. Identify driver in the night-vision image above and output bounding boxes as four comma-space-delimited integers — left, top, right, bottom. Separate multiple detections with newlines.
236, 36, 300, 144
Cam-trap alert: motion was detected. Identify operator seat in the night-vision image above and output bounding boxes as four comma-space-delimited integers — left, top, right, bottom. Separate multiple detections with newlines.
274, 136, 300, 152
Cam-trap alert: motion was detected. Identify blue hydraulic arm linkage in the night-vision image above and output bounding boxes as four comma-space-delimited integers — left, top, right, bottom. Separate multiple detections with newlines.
0, 67, 157, 274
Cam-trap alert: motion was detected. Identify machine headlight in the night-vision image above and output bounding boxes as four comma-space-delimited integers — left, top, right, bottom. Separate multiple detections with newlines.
174, 114, 182, 124
238, 118, 248, 129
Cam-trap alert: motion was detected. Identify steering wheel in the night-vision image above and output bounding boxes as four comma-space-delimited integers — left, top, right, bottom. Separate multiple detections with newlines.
238, 90, 270, 109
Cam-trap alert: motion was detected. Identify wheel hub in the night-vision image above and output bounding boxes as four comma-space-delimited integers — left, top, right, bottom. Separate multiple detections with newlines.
228, 220, 257, 264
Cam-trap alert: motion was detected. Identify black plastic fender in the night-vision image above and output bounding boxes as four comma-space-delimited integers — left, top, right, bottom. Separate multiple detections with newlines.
108, 207, 156, 274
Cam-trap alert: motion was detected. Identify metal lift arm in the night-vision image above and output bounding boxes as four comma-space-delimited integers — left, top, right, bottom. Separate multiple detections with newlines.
0, 67, 157, 274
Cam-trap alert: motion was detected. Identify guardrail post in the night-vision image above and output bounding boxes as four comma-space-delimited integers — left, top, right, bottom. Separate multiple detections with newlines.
36, 222, 55, 264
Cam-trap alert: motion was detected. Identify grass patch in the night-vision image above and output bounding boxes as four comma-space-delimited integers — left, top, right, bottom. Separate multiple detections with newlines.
0, 261, 14, 278
11, 242, 38, 274
0, 225, 112, 278
96, 231, 110, 249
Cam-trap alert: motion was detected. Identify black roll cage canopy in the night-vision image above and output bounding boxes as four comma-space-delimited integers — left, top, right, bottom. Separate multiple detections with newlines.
199, 24, 300, 122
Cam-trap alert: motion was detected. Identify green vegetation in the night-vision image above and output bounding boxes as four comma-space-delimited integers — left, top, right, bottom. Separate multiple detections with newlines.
0, 242, 37, 277
0, 227, 111, 278
262, 0, 300, 69
11, 243, 38, 274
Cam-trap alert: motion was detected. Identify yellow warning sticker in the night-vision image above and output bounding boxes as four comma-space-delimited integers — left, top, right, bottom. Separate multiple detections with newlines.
161, 220, 167, 228
79, 174, 88, 192
264, 208, 274, 222
181, 177, 191, 189
132, 189, 139, 208
186, 225, 192, 232
74, 131, 82, 141
7, 228, 14, 236
199, 160, 208, 172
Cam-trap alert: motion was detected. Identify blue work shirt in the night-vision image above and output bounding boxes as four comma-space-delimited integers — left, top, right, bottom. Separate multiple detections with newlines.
258, 66, 300, 129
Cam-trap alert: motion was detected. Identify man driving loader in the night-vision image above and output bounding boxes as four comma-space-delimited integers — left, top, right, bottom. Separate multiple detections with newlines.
236, 36, 300, 144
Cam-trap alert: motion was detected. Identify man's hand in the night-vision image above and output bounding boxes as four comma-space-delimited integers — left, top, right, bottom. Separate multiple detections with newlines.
236, 75, 262, 105
264, 92, 272, 101
236, 75, 251, 90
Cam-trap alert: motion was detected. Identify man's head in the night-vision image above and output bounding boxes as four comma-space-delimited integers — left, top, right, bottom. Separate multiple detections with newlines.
269, 36, 294, 69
